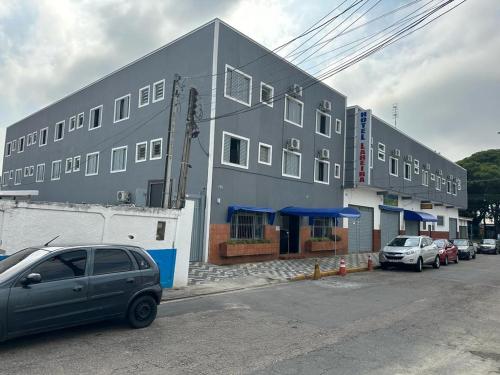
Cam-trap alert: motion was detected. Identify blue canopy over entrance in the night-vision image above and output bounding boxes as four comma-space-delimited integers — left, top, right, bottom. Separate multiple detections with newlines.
227, 205, 276, 224
280, 206, 361, 219
403, 210, 438, 222
379, 205, 404, 212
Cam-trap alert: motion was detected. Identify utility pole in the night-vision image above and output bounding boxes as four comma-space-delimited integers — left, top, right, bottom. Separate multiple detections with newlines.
175, 87, 200, 209
162, 74, 181, 209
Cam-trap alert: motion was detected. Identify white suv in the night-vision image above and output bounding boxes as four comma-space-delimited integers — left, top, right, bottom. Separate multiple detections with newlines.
379, 235, 440, 272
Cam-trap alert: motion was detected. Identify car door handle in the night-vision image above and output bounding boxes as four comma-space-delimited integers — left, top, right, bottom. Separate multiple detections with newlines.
126, 278, 135, 284
73, 285, 83, 292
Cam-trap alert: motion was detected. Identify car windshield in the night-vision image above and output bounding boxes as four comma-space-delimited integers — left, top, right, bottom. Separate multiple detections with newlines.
434, 239, 446, 248
452, 239, 468, 246
388, 237, 420, 247
482, 239, 496, 245
0, 248, 47, 278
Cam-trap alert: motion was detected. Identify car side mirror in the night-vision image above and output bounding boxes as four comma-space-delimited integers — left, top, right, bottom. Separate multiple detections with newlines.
21, 273, 42, 286
420, 244, 424, 248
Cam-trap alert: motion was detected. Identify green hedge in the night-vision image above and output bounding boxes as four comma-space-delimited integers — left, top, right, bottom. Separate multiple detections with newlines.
227, 239, 272, 245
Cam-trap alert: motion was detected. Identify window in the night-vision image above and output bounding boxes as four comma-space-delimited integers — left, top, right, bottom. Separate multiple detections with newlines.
77, 112, 84, 129
136, 142, 147, 163
29, 165, 34, 176
11, 139, 16, 151
153, 79, 165, 103
260, 82, 274, 107
9, 170, 14, 179
422, 170, 429, 186
114, 94, 131, 123
27, 133, 32, 146
370, 145, 374, 169
32, 131, 37, 144
437, 215, 444, 226
2, 172, 8, 186
404, 162, 411, 181
378, 143, 386, 161
334, 163, 341, 179
258, 142, 272, 166
230, 212, 264, 240
5, 142, 11, 157
282, 149, 301, 179
224, 65, 252, 106
436, 176, 441, 191
93, 248, 133, 275
69, 116, 76, 132
111, 146, 128, 173
30, 250, 87, 282
457, 179, 462, 190
39, 127, 48, 146
150, 138, 162, 160
65, 157, 73, 173
430, 173, 435, 181
131, 251, 151, 270
51, 160, 62, 180
89, 105, 103, 130
73, 156, 81, 172
54, 121, 64, 141
414, 159, 420, 175
315, 110, 331, 137
14, 169, 21, 185
389, 157, 398, 176
311, 217, 335, 238
335, 119, 342, 134
156, 221, 166, 241
85, 152, 99, 176
452, 182, 457, 195
139, 85, 150, 107
18, 136, 25, 152
314, 159, 330, 184
221, 132, 249, 169
284, 95, 303, 127
36, 163, 45, 182
24, 167, 29, 177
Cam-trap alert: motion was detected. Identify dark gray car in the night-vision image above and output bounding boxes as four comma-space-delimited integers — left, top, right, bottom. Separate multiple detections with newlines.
0, 244, 162, 342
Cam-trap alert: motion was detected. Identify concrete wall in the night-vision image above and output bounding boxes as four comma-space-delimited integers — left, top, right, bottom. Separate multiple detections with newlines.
0, 200, 193, 287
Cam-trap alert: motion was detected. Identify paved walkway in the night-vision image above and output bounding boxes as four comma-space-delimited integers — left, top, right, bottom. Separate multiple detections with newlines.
188, 252, 379, 285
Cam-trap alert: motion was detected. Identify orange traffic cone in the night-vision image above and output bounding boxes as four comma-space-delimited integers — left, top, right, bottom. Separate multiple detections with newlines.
367, 255, 373, 271
338, 257, 346, 276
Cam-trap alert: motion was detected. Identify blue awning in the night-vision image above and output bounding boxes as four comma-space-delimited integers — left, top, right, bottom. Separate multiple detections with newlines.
403, 210, 438, 222
379, 205, 404, 212
280, 206, 361, 219
227, 205, 276, 224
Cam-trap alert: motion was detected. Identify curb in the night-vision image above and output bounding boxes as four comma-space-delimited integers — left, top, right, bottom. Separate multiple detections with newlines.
290, 265, 377, 281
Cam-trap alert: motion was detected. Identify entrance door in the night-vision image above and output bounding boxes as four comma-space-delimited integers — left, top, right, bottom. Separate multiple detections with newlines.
449, 218, 458, 239
405, 221, 419, 236
348, 206, 373, 253
148, 180, 164, 208
188, 195, 205, 262
380, 210, 400, 250
280, 215, 300, 254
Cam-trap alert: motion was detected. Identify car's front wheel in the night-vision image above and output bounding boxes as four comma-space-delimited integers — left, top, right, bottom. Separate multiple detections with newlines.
454, 255, 459, 264
472, 251, 476, 259
415, 257, 423, 272
127, 295, 158, 329
443, 256, 449, 266
432, 256, 440, 269
380, 262, 388, 270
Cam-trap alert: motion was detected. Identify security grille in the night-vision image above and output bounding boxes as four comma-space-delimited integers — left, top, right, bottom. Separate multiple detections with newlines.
230, 213, 264, 240
311, 217, 334, 238
225, 67, 251, 104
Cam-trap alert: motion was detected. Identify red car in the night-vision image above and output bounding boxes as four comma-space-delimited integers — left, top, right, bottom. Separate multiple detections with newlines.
434, 239, 459, 265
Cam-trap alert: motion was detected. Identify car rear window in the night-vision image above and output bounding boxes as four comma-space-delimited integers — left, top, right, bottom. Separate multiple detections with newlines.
452, 239, 468, 246
93, 248, 133, 275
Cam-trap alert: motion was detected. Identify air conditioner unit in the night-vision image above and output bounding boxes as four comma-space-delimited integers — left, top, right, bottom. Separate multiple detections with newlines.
289, 84, 303, 98
287, 138, 301, 151
425, 163, 431, 170
117, 191, 131, 203
319, 148, 330, 160
320, 99, 332, 112
391, 149, 401, 157
404, 155, 413, 162
437, 169, 443, 176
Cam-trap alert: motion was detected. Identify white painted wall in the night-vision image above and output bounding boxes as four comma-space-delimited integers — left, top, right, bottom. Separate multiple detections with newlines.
0, 200, 193, 287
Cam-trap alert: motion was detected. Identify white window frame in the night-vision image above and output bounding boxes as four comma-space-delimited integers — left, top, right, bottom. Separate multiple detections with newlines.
65, 157, 73, 174
315, 109, 331, 138
335, 119, 342, 134
150, 138, 163, 160
314, 158, 330, 185
36, 163, 45, 182
389, 156, 398, 177
110, 146, 128, 173
32, 131, 37, 144
152, 79, 165, 103
378, 142, 386, 161
259, 82, 274, 108
414, 159, 420, 175
69, 115, 77, 132
11, 139, 16, 151
436, 176, 441, 191
85, 152, 100, 176
18, 136, 25, 153
447, 180, 452, 194
2, 172, 8, 186
51, 160, 62, 181
334, 163, 341, 179
430, 173, 435, 181
113, 94, 131, 123
27, 133, 32, 146
5, 142, 11, 157
9, 170, 14, 179
54, 121, 65, 142
24, 167, 29, 177
89, 105, 103, 131
258, 142, 272, 166
138, 85, 150, 108
281, 148, 302, 179
452, 182, 457, 196
14, 169, 22, 185
221, 131, 250, 169
73, 156, 81, 172
39, 127, 48, 147
404, 162, 411, 181
77, 112, 85, 129
29, 165, 34, 176
135, 141, 148, 163
284, 94, 304, 128
422, 170, 429, 187
224, 64, 252, 107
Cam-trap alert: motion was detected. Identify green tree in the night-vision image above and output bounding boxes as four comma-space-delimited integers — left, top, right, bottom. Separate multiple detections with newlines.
457, 149, 500, 238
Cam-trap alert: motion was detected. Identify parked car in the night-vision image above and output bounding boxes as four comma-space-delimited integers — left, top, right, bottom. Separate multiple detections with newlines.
0, 244, 162, 342
379, 235, 440, 272
433, 239, 458, 265
478, 239, 499, 254
451, 239, 476, 260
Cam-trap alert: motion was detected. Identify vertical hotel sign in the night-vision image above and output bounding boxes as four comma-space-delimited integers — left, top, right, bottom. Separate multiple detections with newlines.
356, 109, 372, 186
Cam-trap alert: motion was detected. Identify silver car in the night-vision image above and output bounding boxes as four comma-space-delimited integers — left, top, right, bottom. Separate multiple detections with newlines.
451, 239, 476, 260
478, 239, 499, 255
379, 235, 440, 272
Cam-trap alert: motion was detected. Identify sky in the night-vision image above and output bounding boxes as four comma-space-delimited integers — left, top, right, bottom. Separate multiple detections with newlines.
0, 0, 499, 166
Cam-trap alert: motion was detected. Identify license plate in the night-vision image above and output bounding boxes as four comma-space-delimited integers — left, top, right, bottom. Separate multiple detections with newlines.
387, 259, 400, 262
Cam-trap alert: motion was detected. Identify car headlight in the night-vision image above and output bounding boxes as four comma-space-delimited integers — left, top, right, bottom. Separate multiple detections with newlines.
405, 249, 415, 255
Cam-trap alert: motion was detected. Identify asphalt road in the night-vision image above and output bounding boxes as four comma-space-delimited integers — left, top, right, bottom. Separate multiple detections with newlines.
1, 254, 500, 374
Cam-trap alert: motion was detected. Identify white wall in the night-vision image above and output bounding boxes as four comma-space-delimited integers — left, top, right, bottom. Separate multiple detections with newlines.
0, 200, 193, 287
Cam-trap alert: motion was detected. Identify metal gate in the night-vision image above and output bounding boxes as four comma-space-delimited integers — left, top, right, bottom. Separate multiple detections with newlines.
348, 205, 373, 252
449, 218, 457, 239
405, 221, 419, 236
188, 195, 206, 262
380, 210, 400, 250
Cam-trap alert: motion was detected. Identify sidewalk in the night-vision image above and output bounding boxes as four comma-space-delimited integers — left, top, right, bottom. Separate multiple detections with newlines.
162, 252, 379, 301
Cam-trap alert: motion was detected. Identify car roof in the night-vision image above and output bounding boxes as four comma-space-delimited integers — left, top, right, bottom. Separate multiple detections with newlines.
38, 244, 144, 252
